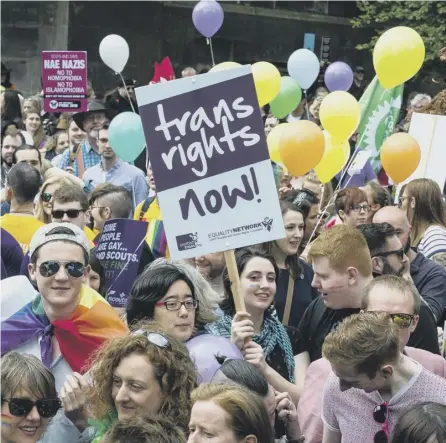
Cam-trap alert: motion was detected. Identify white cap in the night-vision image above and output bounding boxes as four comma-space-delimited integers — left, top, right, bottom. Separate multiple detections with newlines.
29, 223, 90, 259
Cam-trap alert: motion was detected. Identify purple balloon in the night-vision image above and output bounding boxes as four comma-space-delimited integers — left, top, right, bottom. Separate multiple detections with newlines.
186, 334, 243, 384
192, 0, 224, 38
324, 61, 354, 92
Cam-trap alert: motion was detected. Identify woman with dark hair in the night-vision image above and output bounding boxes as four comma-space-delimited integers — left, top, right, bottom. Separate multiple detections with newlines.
361, 180, 391, 223
335, 187, 370, 228
126, 260, 218, 342
263, 200, 318, 328
1, 90, 23, 128
392, 402, 446, 443
400, 178, 446, 260
85, 248, 105, 296
205, 247, 305, 404
212, 357, 304, 442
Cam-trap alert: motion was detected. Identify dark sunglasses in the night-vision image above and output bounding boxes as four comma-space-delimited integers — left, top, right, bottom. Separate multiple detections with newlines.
51, 209, 84, 219
373, 402, 389, 443
38, 260, 85, 278
389, 313, 415, 329
132, 330, 171, 349
374, 248, 405, 261
2, 398, 61, 418
41, 192, 53, 203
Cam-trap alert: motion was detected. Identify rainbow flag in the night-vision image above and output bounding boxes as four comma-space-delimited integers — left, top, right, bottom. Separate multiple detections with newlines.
1, 285, 128, 373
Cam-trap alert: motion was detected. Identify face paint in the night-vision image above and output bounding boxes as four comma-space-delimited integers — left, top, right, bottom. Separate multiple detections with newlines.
1, 413, 13, 427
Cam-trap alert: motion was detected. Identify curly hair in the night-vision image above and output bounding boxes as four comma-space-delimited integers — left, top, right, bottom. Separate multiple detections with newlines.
86, 321, 197, 432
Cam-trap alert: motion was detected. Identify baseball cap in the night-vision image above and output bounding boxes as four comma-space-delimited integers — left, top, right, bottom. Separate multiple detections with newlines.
29, 223, 90, 260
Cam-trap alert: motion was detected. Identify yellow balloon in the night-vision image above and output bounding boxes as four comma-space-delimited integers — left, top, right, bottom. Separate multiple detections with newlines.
267, 123, 288, 163
373, 26, 425, 89
210, 61, 241, 73
314, 132, 346, 183
319, 91, 360, 144
252, 62, 281, 107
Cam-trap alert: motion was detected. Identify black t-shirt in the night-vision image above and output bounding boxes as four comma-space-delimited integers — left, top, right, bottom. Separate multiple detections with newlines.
297, 297, 440, 362
274, 261, 320, 328
265, 326, 305, 382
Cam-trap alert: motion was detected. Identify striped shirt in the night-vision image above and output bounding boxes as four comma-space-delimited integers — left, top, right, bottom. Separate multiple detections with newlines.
418, 225, 446, 259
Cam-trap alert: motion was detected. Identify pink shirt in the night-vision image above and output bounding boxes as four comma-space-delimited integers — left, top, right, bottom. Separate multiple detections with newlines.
298, 347, 446, 443
321, 363, 446, 443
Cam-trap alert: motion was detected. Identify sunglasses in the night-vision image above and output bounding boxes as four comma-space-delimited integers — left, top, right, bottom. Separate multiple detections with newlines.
389, 313, 415, 329
373, 402, 389, 443
38, 260, 85, 278
374, 248, 405, 261
132, 330, 171, 349
51, 209, 84, 219
41, 192, 53, 203
2, 398, 61, 418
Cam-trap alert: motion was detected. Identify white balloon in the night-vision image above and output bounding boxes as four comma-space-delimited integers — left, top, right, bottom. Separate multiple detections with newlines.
99, 34, 129, 73
287, 49, 320, 90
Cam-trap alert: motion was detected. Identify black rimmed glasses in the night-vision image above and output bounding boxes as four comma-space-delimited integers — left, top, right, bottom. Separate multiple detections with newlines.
38, 260, 85, 278
155, 299, 198, 311
2, 398, 62, 418
373, 402, 389, 443
132, 330, 171, 349
351, 204, 370, 213
373, 248, 405, 261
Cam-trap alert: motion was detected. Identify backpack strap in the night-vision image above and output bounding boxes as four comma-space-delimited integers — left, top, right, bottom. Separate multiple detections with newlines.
139, 196, 156, 221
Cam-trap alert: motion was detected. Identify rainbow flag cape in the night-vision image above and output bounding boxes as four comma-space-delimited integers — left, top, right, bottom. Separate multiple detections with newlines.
146, 219, 169, 259
1, 285, 128, 373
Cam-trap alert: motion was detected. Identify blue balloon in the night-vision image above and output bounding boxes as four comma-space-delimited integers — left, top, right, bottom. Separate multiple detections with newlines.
287, 49, 320, 90
109, 112, 146, 163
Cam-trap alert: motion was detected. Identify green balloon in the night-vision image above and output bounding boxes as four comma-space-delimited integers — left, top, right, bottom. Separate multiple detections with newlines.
270, 76, 302, 119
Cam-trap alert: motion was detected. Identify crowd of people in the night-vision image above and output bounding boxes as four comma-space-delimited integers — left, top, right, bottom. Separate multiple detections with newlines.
1, 59, 446, 443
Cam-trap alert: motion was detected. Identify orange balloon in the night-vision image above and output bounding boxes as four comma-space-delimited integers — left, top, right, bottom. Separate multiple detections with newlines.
380, 133, 421, 183
279, 121, 325, 177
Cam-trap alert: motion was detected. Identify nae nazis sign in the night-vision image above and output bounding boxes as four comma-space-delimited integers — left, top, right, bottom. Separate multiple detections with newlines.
135, 66, 284, 259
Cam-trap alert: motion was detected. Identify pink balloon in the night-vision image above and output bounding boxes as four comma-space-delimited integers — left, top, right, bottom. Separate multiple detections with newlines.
186, 334, 243, 384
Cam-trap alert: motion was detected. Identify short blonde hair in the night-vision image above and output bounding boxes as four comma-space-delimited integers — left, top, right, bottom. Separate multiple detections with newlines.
322, 311, 400, 378
308, 224, 372, 277
191, 383, 274, 443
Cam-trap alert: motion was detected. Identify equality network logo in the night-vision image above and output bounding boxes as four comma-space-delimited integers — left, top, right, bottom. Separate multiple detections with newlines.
261, 217, 273, 232
176, 232, 200, 251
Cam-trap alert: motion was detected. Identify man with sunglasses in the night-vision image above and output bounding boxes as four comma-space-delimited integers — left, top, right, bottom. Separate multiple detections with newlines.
374, 206, 446, 325
2, 223, 128, 442
105, 77, 139, 115
321, 310, 446, 443
298, 275, 446, 443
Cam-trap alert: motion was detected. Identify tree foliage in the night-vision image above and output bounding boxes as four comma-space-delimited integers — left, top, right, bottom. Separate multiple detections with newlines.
351, 1, 446, 62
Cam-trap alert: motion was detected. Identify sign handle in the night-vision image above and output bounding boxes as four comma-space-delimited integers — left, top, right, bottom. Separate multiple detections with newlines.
223, 249, 245, 312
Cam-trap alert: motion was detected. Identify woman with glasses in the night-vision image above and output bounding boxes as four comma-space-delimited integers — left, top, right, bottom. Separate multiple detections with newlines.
399, 179, 446, 261
1, 352, 61, 443
263, 200, 319, 329
205, 247, 305, 405
126, 259, 219, 342
68, 322, 197, 442
361, 181, 391, 223
334, 187, 370, 228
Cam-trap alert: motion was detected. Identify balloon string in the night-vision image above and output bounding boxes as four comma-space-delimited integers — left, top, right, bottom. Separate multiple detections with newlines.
119, 72, 136, 113
304, 90, 310, 120
207, 38, 216, 67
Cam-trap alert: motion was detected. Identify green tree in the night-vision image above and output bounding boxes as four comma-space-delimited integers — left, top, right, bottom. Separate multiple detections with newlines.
351, 1, 446, 62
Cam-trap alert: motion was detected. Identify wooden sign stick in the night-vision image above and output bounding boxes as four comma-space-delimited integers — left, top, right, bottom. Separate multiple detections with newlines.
223, 249, 246, 312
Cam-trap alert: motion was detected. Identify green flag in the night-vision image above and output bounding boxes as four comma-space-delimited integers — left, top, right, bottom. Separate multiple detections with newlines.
356, 76, 404, 173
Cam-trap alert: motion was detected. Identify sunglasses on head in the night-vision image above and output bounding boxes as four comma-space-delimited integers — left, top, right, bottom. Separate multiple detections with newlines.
373, 402, 389, 443
2, 398, 61, 418
41, 192, 52, 203
51, 209, 84, 219
38, 260, 85, 278
132, 330, 171, 349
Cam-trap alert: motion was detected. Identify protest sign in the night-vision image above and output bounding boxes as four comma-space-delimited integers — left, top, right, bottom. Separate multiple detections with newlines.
42, 51, 88, 113
135, 65, 285, 259
395, 113, 446, 198
96, 219, 147, 308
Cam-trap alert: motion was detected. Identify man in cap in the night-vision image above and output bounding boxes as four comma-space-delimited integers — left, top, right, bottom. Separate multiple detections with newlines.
105, 76, 138, 114
350, 65, 367, 100
59, 100, 115, 177
1, 223, 128, 441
